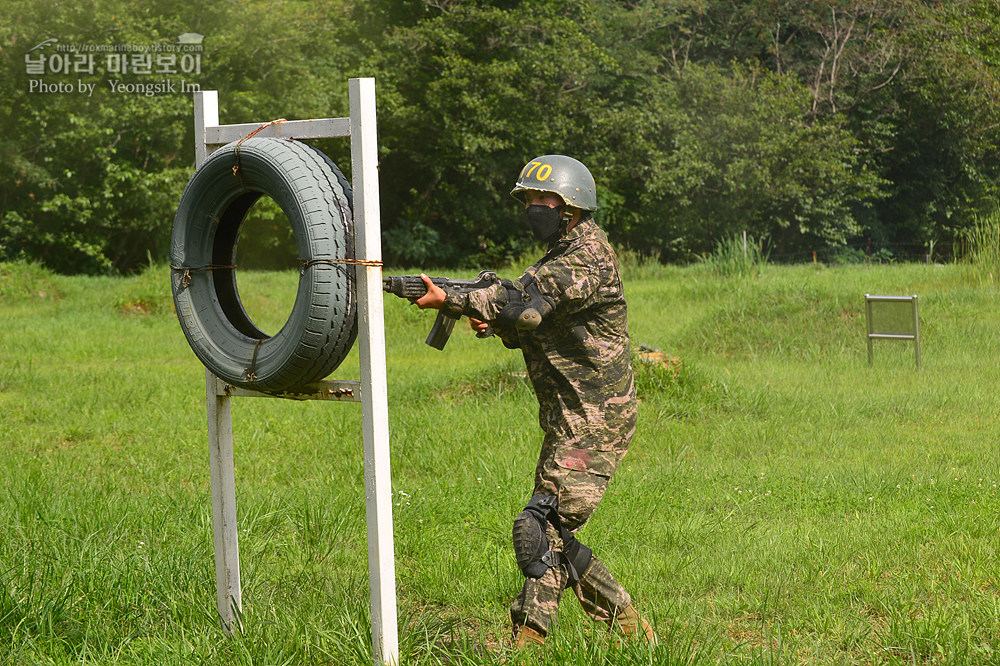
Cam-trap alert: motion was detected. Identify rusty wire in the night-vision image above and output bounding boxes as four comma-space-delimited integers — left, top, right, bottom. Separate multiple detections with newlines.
232, 118, 288, 186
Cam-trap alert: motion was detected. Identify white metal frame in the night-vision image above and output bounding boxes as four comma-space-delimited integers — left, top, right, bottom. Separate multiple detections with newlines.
193, 78, 398, 666
865, 293, 921, 369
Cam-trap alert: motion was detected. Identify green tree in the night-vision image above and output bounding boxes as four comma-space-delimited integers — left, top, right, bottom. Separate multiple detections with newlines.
1, 0, 997, 272
364, 0, 887, 263
0, 0, 190, 272
864, 0, 1000, 253
0, 0, 355, 274
588, 62, 884, 260
622, 0, 1000, 257
362, 0, 621, 267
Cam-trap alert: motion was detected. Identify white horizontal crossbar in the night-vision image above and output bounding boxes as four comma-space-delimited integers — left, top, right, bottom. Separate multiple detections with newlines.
868, 334, 916, 340
205, 117, 351, 146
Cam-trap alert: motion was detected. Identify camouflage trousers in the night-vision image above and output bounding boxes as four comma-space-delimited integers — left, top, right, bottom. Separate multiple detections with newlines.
509, 437, 632, 636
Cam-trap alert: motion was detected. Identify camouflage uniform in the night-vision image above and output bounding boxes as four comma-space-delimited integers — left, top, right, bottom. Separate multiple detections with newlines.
442, 216, 637, 636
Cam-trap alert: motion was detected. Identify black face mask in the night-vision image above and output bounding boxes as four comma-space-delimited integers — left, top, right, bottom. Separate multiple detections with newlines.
526, 205, 563, 243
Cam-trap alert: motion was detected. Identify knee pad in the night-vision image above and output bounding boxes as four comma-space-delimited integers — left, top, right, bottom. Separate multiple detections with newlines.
562, 533, 593, 581
512, 494, 593, 585
512, 495, 557, 579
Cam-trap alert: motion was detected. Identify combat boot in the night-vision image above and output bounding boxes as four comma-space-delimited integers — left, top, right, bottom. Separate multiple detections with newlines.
512, 624, 546, 649
611, 605, 658, 645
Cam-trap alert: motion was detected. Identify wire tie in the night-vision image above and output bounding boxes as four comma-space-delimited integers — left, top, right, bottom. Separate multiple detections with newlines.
232, 119, 287, 187
299, 257, 384, 270
170, 264, 237, 288
247, 337, 267, 384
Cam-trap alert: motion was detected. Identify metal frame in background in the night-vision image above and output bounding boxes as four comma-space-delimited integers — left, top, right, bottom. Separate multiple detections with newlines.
865, 294, 921, 369
192, 78, 398, 666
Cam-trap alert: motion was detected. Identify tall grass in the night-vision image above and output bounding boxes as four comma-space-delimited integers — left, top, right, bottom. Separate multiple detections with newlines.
2, 259, 999, 664
964, 207, 1000, 287
700, 233, 771, 279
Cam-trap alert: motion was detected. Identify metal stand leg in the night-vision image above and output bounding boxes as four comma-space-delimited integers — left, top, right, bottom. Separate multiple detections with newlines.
206, 369, 243, 635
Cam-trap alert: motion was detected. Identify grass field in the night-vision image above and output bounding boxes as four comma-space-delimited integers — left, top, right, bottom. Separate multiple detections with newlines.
1, 258, 999, 665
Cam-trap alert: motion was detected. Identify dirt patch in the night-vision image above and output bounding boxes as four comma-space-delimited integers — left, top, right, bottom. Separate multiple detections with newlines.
118, 300, 157, 315
634, 348, 682, 372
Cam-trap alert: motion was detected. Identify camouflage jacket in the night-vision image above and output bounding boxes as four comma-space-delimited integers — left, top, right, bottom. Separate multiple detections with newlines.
442, 218, 637, 470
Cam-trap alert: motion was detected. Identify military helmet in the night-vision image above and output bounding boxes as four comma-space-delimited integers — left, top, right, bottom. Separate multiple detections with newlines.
510, 155, 597, 211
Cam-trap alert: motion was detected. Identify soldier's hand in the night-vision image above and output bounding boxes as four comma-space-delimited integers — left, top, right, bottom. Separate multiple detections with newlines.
414, 273, 446, 310
468, 317, 490, 334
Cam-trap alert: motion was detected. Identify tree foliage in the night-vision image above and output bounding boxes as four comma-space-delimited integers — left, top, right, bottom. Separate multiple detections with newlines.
0, 0, 997, 273
0, 0, 354, 273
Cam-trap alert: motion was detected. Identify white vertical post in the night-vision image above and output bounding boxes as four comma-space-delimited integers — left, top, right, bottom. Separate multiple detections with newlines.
206, 371, 243, 634
349, 77, 399, 666
194, 90, 218, 167
194, 89, 243, 635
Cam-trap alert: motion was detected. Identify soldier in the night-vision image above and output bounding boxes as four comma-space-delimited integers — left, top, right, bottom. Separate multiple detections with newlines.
414, 155, 656, 648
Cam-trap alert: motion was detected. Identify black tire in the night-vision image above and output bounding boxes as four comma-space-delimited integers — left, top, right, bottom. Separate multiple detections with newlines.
170, 137, 357, 391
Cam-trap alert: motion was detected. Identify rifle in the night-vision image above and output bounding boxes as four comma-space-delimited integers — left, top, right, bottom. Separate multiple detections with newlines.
382, 270, 549, 350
